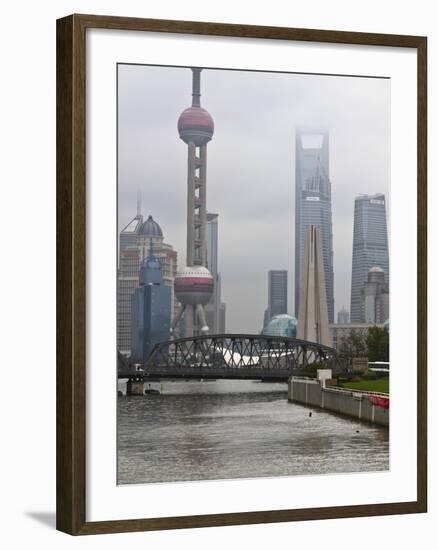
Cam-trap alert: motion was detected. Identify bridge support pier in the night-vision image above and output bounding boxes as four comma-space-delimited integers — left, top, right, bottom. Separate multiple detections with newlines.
126, 379, 162, 396
127, 380, 147, 396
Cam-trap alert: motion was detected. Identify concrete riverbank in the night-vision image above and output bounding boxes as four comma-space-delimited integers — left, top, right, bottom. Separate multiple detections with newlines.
288, 372, 389, 427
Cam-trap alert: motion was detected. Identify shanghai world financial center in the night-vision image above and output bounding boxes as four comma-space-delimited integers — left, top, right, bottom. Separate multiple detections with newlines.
294, 130, 335, 323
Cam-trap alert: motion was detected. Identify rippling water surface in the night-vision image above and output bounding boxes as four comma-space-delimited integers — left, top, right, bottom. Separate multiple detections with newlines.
117, 380, 389, 485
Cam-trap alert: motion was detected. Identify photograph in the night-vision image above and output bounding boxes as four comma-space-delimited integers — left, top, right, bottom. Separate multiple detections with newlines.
116, 63, 391, 486
0, 0, 430, 543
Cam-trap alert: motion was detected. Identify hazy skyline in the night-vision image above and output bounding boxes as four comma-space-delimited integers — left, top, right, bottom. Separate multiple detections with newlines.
118, 64, 390, 333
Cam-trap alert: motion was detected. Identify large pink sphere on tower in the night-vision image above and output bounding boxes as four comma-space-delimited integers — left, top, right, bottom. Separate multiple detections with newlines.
174, 266, 214, 306
178, 106, 214, 146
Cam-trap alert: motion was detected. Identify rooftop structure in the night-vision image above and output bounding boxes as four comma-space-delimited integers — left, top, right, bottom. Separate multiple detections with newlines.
262, 314, 297, 338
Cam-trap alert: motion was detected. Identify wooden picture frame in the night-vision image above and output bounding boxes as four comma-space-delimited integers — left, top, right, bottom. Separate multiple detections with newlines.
56, 13, 427, 535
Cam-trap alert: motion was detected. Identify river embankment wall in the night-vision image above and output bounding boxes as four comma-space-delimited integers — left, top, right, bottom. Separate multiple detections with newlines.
288, 376, 389, 427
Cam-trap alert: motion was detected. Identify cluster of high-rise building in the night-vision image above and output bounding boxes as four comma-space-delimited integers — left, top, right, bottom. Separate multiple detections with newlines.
118, 67, 390, 359
117, 208, 178, 355
118, 68, 226, 360
118, 207, 226, 358
262, 129, 389, 345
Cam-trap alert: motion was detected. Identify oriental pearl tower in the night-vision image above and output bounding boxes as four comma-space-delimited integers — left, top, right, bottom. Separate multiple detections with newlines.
172, 68, 214, 337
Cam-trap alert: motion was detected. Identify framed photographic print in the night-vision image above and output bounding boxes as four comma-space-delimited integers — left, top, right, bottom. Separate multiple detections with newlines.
56, 14, 427, 535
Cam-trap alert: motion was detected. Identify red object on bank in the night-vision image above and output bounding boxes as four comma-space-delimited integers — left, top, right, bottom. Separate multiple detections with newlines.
368, 395, 390, 409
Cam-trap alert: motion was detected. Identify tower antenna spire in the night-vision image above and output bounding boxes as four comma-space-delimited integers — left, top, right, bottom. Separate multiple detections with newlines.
137, 190, 142, 217
191, 67, 202, 108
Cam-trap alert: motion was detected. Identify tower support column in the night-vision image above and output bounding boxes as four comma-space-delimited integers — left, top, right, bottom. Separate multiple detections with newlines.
186, 141, 196, 266
185, 304, 194, 337
199, 145, 207, 266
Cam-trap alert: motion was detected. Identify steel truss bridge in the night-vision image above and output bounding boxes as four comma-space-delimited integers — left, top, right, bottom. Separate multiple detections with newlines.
118, 334, 338, 381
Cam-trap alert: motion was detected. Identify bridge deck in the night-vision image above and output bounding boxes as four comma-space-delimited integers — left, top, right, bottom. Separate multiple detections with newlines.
118, 366, 303, 381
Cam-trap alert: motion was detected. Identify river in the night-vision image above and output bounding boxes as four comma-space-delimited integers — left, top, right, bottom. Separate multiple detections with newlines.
117, 380, 389, 485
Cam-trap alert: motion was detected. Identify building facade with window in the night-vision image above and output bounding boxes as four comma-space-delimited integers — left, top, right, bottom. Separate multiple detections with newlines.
361, 266, 389, 324
264, 269, 288, 326
350, 193, 389, 322
294, 129, 334, 322
329, 323, 384, 350
204, 212, 226, 334
131, 251, 171, 361
117, 212, 177, 355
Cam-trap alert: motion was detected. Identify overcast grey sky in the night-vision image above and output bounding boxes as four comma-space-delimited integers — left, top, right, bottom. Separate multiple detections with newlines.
118, 64, 390, 333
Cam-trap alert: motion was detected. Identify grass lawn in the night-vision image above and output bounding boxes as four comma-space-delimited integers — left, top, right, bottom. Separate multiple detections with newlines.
339, 377, 389, 394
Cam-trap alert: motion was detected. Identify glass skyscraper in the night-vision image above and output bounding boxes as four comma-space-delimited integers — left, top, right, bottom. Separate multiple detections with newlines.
294, 130, 334, 322
264, 270, 288, 325
350, 193, 389, 322
131, 250, 171, 361
205, 212, 226, 334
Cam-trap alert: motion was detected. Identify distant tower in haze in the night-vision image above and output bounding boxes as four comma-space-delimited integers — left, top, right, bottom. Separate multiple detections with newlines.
350, 193, 389, 322
264, 270, 288, 326
337, 307, 350, 324
295, 129, 334, 323
173, 68, 214, 336
297, 225, 331, 347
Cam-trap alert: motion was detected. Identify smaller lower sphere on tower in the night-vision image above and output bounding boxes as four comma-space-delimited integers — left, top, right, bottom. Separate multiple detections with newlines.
174, 266, 214, 305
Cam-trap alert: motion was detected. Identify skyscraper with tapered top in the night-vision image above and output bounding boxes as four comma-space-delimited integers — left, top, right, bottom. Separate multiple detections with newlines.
294, 129, 334, 323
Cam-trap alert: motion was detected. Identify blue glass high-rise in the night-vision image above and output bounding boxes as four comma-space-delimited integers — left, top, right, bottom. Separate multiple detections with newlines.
131, 247, 171, 361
